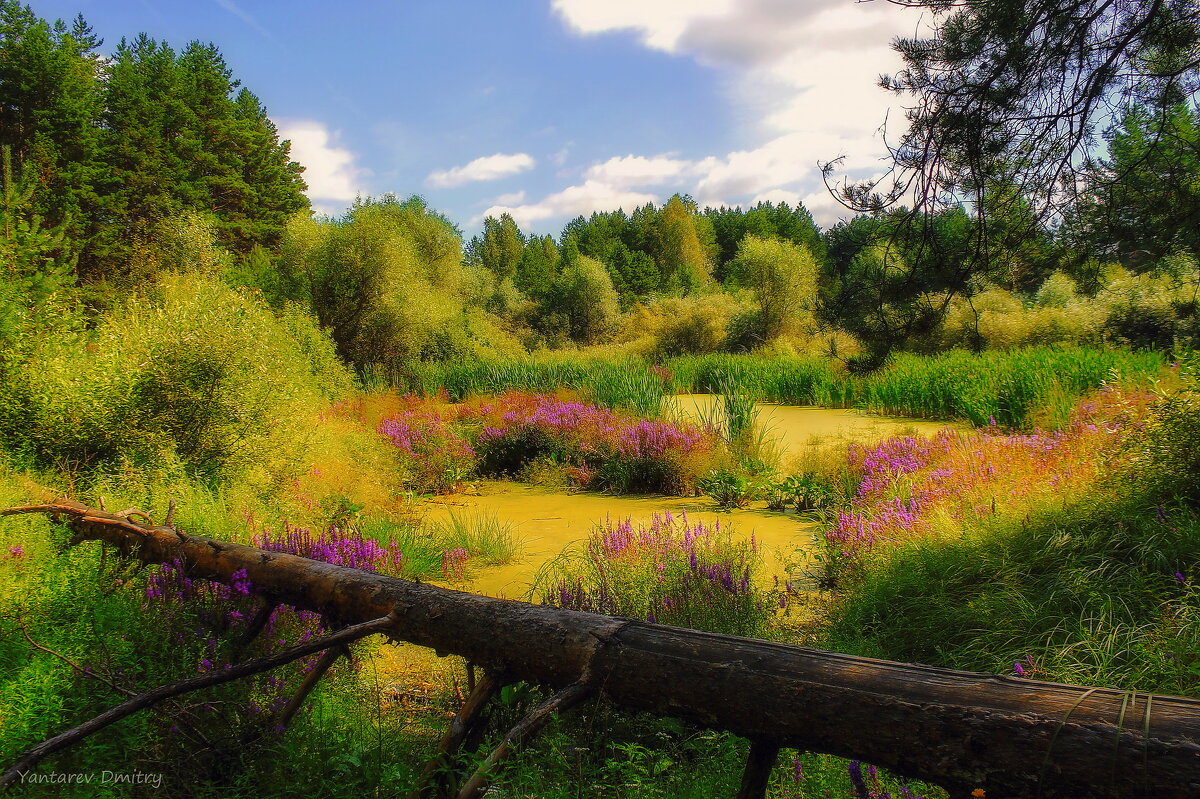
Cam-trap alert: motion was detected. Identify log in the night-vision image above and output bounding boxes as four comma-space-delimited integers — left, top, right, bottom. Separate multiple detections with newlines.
5, 501, 1200, 798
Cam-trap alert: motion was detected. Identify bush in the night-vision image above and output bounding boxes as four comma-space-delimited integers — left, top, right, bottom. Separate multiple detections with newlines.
462, 391, 717, 494
621, 294, 748, 358
0, 272, 352, 485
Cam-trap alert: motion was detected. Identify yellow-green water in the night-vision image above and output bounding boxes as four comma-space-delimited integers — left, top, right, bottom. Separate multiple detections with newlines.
420, 400, 958, 600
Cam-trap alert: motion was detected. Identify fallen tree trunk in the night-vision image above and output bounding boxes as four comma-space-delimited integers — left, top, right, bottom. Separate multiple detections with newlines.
5, 501, 1200, 798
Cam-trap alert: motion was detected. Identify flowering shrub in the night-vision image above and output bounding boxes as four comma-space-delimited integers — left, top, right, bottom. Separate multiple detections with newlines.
538, 512, 783, 637
255, 522, 408, 574
377, 397, 474, 493
824, 387, 1154, 574
462, 391, 716, 494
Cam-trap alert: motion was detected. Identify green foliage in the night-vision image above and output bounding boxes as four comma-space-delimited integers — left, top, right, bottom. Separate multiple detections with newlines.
856, 347, 1162, 428
395, 355, 665, 416
513, 234, 558, 298
706, 199, 826, 282
541, 253, 621, 346
819, 208, 973, 361
426, 511, 519, 569
0, 4, 307, 285
697, 467, 758, 510
536, 513, 777, 637
1075, 102, 1200, 266
0, 145, 80, 358
823, 496, 1200, 696
1123, 360, 1200, 503
0, 272, 352, 484
91, 35, 306, 281
0, 3, 103, 259
0, 502, 419, 798
622, 293, 749, 359
728, 234, 819, 341
650, 194, 714, 292
467, 213, 524, 279
281, 195, 473, 366
765, 473, 834, 512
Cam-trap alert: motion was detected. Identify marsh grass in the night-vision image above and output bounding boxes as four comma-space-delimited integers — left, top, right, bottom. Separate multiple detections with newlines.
427, 510, 519, 568
397, 347, 1164, 432
535, 512, 778, 638
390, 357, 666, 416
823, 499, 1200, 695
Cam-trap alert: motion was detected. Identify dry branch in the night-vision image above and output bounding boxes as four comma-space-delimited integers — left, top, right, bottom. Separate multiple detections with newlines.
5, 500, 1200, 798
0, 610, 401, 790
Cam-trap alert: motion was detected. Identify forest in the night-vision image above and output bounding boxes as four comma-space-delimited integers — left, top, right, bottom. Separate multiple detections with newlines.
1, 1, 1200, 797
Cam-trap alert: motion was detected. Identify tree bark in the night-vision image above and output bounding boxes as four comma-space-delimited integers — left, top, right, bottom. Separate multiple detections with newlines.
6, 501, 1200, 798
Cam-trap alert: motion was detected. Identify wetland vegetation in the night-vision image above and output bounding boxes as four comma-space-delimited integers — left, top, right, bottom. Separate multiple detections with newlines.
2, 1, 1199, 796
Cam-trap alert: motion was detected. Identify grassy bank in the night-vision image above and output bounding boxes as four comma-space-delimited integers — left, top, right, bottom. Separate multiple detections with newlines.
817, 373, 1200, 697
383, 346, 1165, 430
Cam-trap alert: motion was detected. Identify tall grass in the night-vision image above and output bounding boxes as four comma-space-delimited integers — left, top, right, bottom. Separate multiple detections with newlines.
387, 356, 667, 417
855, 347, 1164, 427
666, 353, 849, 406
535, 512, 780, 638
389, 347, 1164, 431
426, 511, 518, 569
822, 379, 1200, 697
823, 499, 1200, 695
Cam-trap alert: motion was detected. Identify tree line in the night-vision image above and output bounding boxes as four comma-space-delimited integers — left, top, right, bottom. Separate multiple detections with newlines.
2, 0, 1198, 375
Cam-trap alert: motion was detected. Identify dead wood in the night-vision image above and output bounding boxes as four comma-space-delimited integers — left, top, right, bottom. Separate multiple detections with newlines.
735, 740, 780, 799
5, 500, 1200, 798
455, 680, 595, 799
0, 610, 401, 791
410, 670, 504, 799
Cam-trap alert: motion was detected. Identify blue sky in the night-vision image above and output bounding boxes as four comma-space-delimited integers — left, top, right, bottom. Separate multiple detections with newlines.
29, 0, 920, 234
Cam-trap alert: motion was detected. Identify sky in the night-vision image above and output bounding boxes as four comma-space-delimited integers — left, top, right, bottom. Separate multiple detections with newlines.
29, 0, 925, 235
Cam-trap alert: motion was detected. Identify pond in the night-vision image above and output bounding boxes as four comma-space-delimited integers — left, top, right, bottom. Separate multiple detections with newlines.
418, 399, 958, 600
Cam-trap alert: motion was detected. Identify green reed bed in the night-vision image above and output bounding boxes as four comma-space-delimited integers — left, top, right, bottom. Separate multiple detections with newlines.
391, 347, 1164, 432
665, 353, 849, 406
856, 347, 1164, 427
388, 356, 668, 417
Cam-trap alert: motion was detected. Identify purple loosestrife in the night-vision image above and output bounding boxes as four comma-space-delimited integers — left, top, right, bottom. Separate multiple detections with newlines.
378, 400, 475, 494
826, 389, 1155, 568
463, 391, 715, 494
542, 513, 778, 637
255, 522, 406, 576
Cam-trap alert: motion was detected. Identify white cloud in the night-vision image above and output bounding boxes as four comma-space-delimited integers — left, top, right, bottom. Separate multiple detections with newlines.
426, 153, 536, 189
549, 0, 920, 227
478, 180, 657, 228
276, 119, 368, 213
490, 190, 527, 206
550, 146, 572, 167
752, 188, 803, 207
552, 0, 734, 52
583, 154, 694, 188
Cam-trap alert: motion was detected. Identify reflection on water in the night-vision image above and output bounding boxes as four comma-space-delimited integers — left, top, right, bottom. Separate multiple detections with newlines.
419, 400, 959, 600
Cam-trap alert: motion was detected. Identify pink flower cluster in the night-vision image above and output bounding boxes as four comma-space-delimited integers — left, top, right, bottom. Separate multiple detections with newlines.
546, 512, 774, 636
255, 522, 406, 575
463, 391, 714, 492
469, 393, 707, 459
377, 399, 475, 493
828, 388, 1153, 560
